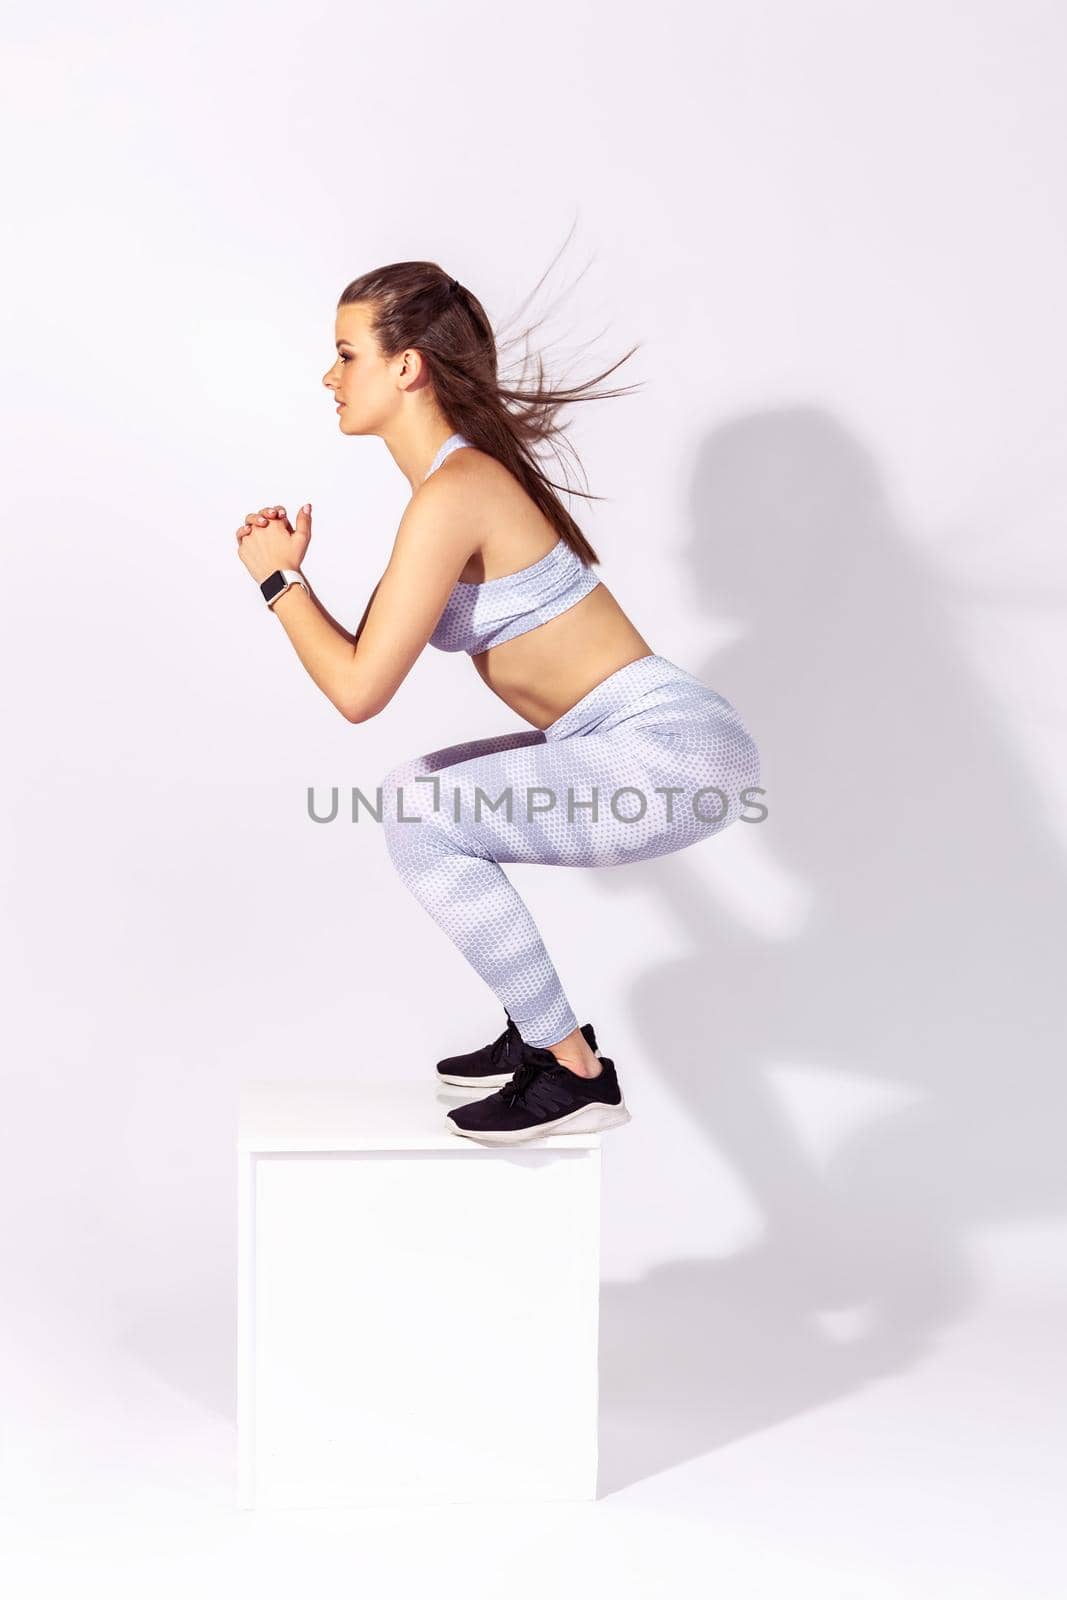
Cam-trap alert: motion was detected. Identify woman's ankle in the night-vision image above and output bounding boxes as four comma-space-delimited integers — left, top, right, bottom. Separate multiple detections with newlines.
542, 1027, 602, 1078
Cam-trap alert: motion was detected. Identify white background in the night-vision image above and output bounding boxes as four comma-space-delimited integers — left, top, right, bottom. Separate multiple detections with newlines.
1, 0, 1064, 1593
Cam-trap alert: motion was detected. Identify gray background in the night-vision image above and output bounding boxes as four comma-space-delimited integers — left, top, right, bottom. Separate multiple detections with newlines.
1, 0, 1063, 1592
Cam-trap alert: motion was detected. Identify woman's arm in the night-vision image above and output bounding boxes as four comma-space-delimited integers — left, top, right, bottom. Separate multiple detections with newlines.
266, 585, 366, 720
247, 475, 478, 722
351, 579, 382, 647
301, 575, 380, 649
337, 475, 481, 718
303, 578, 358, 647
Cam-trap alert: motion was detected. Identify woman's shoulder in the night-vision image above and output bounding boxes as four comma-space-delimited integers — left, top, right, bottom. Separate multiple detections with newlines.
444, 440, 508, 479
419, 441, 526, 514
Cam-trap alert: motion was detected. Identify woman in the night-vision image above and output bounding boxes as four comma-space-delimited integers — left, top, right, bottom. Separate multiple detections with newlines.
236, 260, 762, 1146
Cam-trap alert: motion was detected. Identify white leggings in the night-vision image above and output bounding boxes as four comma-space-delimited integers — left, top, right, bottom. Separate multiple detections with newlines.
380, 654, 762, 1048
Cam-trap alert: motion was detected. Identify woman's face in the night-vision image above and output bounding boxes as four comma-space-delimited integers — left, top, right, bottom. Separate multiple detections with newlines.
322, 301, 403, 434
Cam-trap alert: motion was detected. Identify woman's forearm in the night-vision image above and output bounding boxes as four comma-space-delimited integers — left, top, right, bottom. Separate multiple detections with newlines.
304, 578, 358, 647
266, 584, 367, 721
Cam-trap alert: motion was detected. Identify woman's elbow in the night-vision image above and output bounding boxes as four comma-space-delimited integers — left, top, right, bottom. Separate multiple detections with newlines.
341, 692, 386, 724
341, 701, 372, 724
341, 660, 402, 722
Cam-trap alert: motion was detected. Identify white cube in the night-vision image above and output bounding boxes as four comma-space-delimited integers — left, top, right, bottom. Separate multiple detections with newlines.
237, 1082, 603, 1507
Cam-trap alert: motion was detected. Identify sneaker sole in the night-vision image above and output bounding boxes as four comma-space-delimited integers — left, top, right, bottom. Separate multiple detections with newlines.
446, 1099, 632, 1144
436, 1070, 516, 1088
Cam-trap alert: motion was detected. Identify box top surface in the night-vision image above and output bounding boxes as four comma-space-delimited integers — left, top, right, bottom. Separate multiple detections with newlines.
238, 1081, 603, 1151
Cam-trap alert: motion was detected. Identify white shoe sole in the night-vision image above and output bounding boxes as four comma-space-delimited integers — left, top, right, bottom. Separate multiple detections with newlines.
446, 1098, 632, 1144
436, 1069, 516, 1088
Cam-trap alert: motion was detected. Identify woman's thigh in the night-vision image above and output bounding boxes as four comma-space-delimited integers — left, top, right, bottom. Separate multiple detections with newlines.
381, 726, 547, 795
382, 718, 755, 870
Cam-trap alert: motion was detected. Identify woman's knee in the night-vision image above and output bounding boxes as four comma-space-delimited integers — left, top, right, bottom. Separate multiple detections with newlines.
381, 755, 432, 834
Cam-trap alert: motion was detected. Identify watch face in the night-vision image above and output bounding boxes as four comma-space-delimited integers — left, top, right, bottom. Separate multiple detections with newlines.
261, 570, 285, 603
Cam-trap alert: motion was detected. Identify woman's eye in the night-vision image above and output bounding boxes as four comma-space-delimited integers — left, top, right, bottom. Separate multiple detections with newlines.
339, 353, 350, 364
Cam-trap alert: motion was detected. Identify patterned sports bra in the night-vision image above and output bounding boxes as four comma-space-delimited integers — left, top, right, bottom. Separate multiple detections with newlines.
422, 433, 601, 655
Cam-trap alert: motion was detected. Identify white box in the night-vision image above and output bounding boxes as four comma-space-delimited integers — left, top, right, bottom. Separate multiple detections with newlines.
237, 1082, 603, 1507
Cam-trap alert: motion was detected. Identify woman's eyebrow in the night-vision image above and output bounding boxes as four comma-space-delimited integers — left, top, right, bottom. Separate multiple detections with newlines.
336, 340, 355, 350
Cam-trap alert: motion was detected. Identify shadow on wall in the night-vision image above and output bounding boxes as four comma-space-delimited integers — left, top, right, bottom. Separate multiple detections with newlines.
592, 406, 1067, 1491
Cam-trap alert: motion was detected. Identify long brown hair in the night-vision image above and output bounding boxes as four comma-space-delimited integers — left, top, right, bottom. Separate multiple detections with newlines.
336, 236, 642, 567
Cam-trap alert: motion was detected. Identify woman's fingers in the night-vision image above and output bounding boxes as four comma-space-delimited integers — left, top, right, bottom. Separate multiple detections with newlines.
237, 504, 292, 545
243, 505, 286, 527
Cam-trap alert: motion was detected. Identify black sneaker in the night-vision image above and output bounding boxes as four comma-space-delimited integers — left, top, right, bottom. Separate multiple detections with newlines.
446, 1048, 631, 1144
436, 1010, 599, 1089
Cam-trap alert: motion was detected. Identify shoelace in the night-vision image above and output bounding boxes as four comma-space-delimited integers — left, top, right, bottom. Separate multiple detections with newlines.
488, 1017, 521, 1066
500, 1055, 557, 1108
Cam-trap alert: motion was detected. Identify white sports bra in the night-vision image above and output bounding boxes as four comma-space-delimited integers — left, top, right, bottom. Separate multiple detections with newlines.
422, 433, 601, 655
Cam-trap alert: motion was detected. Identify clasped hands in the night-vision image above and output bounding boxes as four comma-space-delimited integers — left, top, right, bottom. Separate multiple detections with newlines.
236, 502, 313, 585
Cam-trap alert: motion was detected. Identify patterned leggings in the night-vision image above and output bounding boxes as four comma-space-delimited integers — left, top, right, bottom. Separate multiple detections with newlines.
380, 653, 762, 1048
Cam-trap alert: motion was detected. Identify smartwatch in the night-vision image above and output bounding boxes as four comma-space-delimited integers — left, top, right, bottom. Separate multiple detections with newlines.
260, 568, 309, 609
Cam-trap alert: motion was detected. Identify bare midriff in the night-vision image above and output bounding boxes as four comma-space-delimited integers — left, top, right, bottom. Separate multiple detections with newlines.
472, 584, 656, 729
443, 453, 655, 730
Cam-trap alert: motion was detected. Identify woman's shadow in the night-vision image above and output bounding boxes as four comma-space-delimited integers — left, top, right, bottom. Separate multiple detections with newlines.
591, 407, 1066, 1493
